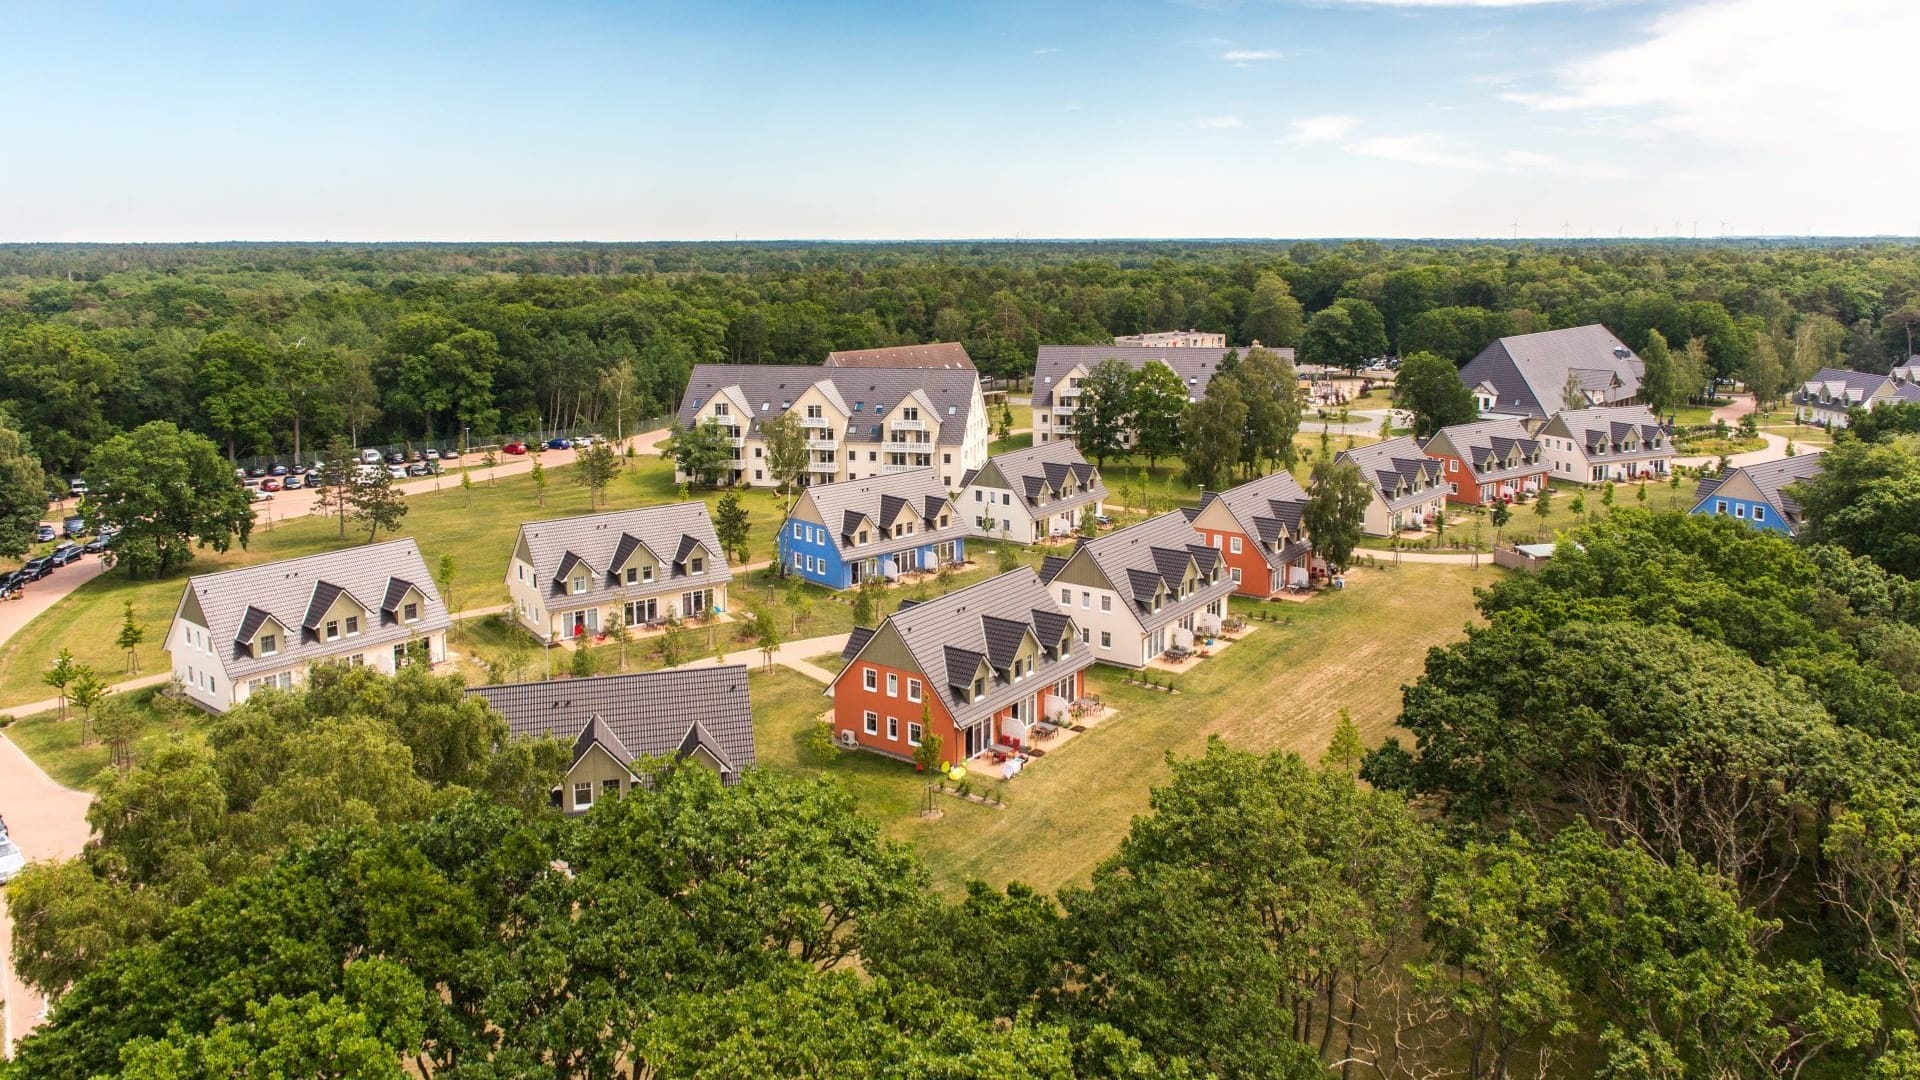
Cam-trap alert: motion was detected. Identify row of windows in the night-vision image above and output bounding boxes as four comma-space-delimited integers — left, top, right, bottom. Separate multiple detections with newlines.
247, 671, 295, 695
183, 664, 216, 693
572, 777, 624, 809
862, 710, 924, 746
1058, 587, 1115, 613
794, 552, 828, 574
1711, 500, 1769, 522
861, 667, 924, 702
1202, 532, 1244, 555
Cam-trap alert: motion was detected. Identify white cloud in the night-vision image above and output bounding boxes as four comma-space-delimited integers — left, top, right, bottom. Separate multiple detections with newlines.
1196, 115, 1246, 129
1288, 115, 1358, 144
1324, 0, 1584, 6
1499, 149, 1628, 180
1349, 133, 1485, 170
1031, 47, 1062, 55
1222, 49, 1285, 62
1503, 0, 1919, 149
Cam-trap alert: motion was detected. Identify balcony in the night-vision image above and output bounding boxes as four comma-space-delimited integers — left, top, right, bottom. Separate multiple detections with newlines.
807, 461, 841, 474
728, 436, 747, 448
881, 462, 926, 474
799, 415, 830, 429
806, 437, 839, 451
890, 417, 925, 431
1053, 404, 1078, 415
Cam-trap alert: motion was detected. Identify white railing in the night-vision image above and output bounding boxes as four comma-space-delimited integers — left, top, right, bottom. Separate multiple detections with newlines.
1053, 404, 1077, 415
806, 438, 839, 450
799, 415, 830, 429
728, 436, 747, 448
891, 417, 925, 431
881, 462, 925, 474
807, 461, 840, 474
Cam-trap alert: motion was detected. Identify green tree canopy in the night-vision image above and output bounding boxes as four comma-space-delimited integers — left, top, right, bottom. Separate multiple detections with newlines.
82, 420, 253, 577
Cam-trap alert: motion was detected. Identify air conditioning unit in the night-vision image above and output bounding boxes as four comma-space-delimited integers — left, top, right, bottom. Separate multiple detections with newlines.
837, 729, 859, 749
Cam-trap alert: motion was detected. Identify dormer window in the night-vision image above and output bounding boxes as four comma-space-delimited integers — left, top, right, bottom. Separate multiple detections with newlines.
857, 530, 869, 545
625, 567, 639, 584
571, 575, 587, 595
258, 633, 278, 657
325, 620, 340, 641
715, 402, 729, 417
402, 602, 418, 623
973, 675, 987, 701
345, 615, 360, 636
691, 556, 705, 573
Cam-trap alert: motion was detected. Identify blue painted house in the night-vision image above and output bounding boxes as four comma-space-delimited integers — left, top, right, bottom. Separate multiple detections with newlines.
780, 469, 968, 590
1689, 453, 1824, 535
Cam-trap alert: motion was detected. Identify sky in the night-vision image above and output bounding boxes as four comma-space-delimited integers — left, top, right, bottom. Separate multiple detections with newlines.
0, 0, 1911, 242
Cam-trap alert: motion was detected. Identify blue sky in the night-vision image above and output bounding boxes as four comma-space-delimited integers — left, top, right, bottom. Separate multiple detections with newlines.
1, 0, 1909, 241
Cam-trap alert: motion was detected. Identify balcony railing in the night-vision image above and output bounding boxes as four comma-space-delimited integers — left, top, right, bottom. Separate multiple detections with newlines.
881, 462, 926, 474
806, 437, 839, 451
807, 461, 840, 474
890, 417, 925, 431
799, 415, 830, 429
1053, 404, 1077, 415
728, 436, 747, 448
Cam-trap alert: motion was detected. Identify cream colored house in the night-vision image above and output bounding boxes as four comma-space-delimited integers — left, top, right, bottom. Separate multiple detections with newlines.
1536, 406, 1674, 484
1335, 437, 1449, 537
507, 502, 733, 643
167, 539, 450, 713
1030, 345, 1232, 447
675, 364, 988, 491
1038, 510, 1234, 669
958, 441, 1107, 543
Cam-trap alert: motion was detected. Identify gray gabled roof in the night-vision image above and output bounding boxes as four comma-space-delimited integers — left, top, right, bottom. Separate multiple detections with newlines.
1794, 367, 1910, 412
469, 665, 756, 779
792, 470, 967, 557
515, 502, 732, 602
1337, 437, 1443, 511
1045, 510, 1232, 629
1458, 324, 1643, 419
839, 569, 1091, 726
176, 539, 450, 682
1032, 345, 1230, 407
1694, 452, 1826, 521
822, 342, 975, 369
677, 364, 981, 446
1197, 471, 1310, 564
1422, 417, 1542, 483
1539, 406, 1670, 460
573, 713, 636, 767
970, 440, 1106, 502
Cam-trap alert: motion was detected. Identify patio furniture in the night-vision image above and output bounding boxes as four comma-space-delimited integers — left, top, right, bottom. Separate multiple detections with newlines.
1163, 645, 1192, 662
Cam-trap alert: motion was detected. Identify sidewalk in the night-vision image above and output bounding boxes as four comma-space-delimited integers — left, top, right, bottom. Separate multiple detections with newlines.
663, 632, 850, 684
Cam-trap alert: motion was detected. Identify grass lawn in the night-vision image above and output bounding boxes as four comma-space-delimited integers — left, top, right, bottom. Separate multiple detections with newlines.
1355, 477, 1694, 553
1675, 434, 1765, 456
753, 561, 1492, 895
2, 686, 209, 790
990, 433, 1033, 455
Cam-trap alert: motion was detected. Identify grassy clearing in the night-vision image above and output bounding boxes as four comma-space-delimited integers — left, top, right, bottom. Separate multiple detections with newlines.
752, 561, 1490, 895
989, 433, 1033, 455
2, 686, 209, 790
1356, 478, 1695, 553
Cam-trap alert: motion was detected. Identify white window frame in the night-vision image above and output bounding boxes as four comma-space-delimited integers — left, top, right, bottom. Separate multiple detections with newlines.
886, 673, 898, 697
908, 722, 923, 746
907, 678, 922, 702
864, 668, 877, 691
863, 710, 878, 735
1229, 536, 1242, 554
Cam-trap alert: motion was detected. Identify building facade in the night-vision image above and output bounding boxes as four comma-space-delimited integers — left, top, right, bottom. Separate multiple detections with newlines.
1336, 437, 1450, 537
1039, 510, 1234, 668
1791, 367, 1920, 428
1690, 453, 1824, 535
167, 539, 450, 713
1459, 324, 1645, 419
1113, 329, 1228, 348
1031, 345, 1232, 446
957, 441, 1107, 544
506, 502, 732, 643
1422, 418, 1549, 506
675, 364, 988, 491
1187, 471, 1317, 597
469, 666, 756, 813
829, 570, 1092, 763
1536, 406, 1674, 484
780, 469, 967, 590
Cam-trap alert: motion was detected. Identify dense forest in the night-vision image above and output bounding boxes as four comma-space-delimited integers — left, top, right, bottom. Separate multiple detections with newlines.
4, 240, 1920, 478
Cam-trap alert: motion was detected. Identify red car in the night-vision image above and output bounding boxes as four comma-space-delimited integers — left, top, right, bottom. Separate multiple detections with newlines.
260, 477, 282, 492
502, 441, 529, 455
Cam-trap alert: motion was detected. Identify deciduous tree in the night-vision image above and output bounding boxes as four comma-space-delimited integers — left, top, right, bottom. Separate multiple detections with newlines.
83, 421, 253, 578
346, 467, 408, 545
1395, 350, 1478, 439
1304, 457, 1371, 571
1128, 360, 1187, 471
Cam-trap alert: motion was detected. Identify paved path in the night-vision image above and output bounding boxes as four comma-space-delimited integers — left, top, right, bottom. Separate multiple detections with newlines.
1672, 431, 1791, 470
0, 556, 106, 647
0, 716, 93, 1056
665, 631, 850, 685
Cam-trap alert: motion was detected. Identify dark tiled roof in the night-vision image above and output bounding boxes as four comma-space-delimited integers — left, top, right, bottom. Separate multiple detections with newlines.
516, 502, 731, 603
1050, 510, 1236, 630
1198, 471, 1310, 565
677, 364, 981, 447
302, 580, 346, 629
1458, 324, 1642, 419
573, 714, 635, 767
1794, 367, 1909, 412
793, 470, 967, 558
1423, 418, 1543, 483
1542, 406, 1670, 460
1039, 555, 1070, 581
380, 577, 417, 613
843, 569, 1092, 725
235, 605, 273, 645
842, 625, 876, 661
1694, 453, 1826, 521
822, 342, 975, 369
469, 666, 756, 778
1337, 437, 1444, 511
1032, 346, 1231, 407
176, 539, 450, 682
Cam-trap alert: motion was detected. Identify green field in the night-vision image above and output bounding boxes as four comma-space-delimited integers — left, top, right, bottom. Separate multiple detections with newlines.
754, 560, 1490, 895
2, 686, 208, 790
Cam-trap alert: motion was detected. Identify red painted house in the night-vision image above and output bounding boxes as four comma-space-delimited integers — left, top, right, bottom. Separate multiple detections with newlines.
827, 569, 1093, 764
1187, 471, 1318, 597
1421, 418, 1548, 506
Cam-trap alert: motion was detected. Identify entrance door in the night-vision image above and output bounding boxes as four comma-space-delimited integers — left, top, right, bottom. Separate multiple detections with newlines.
568, 612, 588, 638
964, 722, 988, 758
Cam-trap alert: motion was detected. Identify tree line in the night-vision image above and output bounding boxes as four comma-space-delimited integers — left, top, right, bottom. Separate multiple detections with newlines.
5, 240, 1920, 482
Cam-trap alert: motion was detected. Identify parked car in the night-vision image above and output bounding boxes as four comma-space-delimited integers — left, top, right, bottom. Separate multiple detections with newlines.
34, 523, 56, 543
82, 535, 110, 554
387, 464, 408, 480
439, 448, 461, 460
544, 437, 572, 450
268, 463, 289, 476
62, 515, 86, 537
304, 470, 324, 488
247, 488, 273, 503
502, 441, 528, 455
245, 466, 266, 479
260, 477, 282, 492
384, 451, 406, 465
233, 467, 247, 480
21, 556, 52, 580
49, 543, 81, 567
283, 474, 304, 490
1, 569, 27, 591
68, 478, 88, 497
359, 448, 383, 466
1093, 513, 1114, 527
406, 462, 433, 477
0, 830, 24, 884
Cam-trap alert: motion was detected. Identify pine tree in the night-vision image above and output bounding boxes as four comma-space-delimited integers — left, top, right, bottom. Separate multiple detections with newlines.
116, 600, 145, 674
